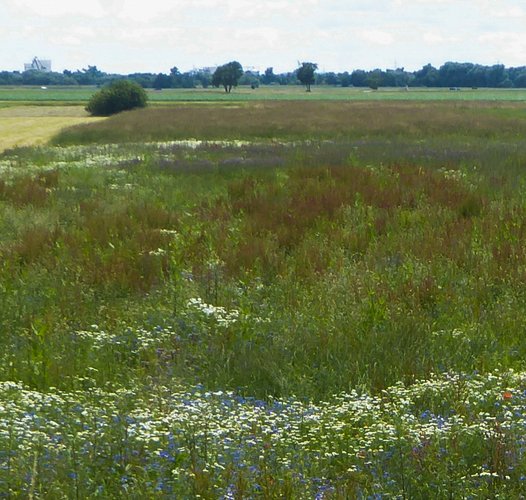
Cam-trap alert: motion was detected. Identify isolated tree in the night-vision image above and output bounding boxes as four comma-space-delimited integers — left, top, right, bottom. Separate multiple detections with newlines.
296, 62, 317, 92
86, 79, 147, 116
212, 61, 243, 93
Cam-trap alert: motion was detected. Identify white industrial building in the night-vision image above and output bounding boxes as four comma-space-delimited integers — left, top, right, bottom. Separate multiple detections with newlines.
24, 57, 52, 72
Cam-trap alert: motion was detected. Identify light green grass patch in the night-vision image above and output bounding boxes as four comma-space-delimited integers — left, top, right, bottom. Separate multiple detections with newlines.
0, 105, 105, 152
2, 85, 526, 105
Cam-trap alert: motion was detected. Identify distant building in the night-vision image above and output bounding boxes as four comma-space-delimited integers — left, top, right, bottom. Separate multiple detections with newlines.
24, 57, 52, 72
194, 66, 217, 75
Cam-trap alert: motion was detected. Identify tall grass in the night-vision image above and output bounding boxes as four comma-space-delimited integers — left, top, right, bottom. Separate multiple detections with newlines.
2, 133, 526, 396
1, 100, 526, 495
52, 100, 526, 145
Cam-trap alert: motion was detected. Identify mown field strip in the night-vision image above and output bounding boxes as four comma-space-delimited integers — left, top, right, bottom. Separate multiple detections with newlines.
0, 105, 104, 152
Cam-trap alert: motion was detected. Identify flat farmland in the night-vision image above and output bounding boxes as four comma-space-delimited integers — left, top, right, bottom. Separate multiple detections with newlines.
2, 84, 526, 104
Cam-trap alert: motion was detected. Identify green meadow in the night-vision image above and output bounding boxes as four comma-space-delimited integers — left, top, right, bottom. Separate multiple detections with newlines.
2, 84, 526, 105
2, 91, 526, 497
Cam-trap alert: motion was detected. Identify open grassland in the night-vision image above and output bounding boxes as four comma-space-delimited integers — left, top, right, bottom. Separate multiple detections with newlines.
53, 100, 526, 145
0, 106, 104, 152
2, 85, 526, 105
2, 100, 526, 496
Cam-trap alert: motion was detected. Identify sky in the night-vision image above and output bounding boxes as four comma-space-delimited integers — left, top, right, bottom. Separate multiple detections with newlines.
2, 0, 526, 74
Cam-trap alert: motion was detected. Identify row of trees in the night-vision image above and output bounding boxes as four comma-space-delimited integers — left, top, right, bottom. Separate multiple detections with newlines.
208, 61, 526, 91
2, 61, 526, 89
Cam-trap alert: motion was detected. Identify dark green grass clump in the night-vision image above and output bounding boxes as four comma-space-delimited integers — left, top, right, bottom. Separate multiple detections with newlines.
86, 79, 148, 116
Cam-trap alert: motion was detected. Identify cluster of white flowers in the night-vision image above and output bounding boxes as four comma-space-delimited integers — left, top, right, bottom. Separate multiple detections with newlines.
186, 297, 240, 328
0, 139, 307, 184
439, 168, 468, 182
0, 138, 295, 176
157, 139, 252, 150
1, 370, 526, 496
147, 247, 167, 256
158, 228, 179, 237
109, 183, 134, 190
72, 324, 176, 352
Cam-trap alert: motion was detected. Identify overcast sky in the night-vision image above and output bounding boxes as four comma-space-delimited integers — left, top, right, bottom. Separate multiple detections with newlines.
2, 0, 526, 74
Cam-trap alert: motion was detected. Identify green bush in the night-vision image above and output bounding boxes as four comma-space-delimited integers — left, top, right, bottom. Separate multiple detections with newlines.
86, 79, 147, 116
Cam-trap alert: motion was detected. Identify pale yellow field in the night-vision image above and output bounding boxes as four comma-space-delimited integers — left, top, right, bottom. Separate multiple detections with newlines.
0, 106, 105, 152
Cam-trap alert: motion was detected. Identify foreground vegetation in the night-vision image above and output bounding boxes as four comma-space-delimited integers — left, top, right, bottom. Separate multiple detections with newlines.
2, 100, 526, 496
2, 371, 526, 497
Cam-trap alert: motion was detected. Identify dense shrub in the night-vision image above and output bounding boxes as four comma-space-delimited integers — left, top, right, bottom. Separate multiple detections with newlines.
86, 79, 147, 116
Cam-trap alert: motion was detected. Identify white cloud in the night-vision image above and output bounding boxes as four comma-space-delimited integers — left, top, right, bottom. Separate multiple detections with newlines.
2, 0, 526, 73
477, 32, 526, 66
111, 0, 177, 22
423, 32, 460, 44
6, 0, 106, 18
357, 29, 395, 46
58, 26, 97, 47
487, 6, 525, 18
233, 27, 281, 47
224, 0, 318, 18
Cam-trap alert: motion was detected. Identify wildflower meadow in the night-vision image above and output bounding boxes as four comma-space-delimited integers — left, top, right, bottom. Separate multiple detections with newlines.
2, 99, 526, 496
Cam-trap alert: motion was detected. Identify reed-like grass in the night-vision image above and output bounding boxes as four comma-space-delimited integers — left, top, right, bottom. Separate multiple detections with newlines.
52, 100, 526, 145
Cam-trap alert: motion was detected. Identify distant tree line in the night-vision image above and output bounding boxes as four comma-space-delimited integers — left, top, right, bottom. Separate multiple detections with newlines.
2, 61, 526, 89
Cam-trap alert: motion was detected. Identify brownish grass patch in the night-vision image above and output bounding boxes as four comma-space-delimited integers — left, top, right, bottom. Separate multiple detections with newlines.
52, 101, 526, 144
